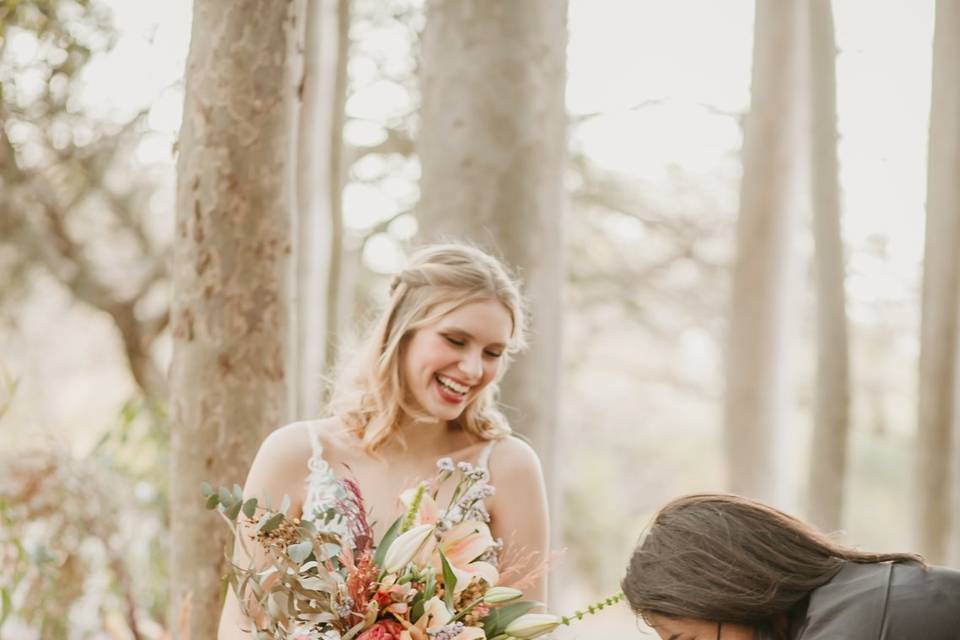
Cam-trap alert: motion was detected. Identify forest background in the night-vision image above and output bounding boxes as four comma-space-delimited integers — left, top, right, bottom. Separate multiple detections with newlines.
2, 0, 959, 638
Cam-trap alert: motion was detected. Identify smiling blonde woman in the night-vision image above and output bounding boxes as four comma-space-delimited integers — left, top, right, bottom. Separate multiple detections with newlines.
218, 243, 550, 639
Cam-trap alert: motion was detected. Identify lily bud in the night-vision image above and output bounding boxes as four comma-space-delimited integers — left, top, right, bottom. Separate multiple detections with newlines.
482, 586, 524, 604
382, 523, 435, 573
504, 613, 562, 639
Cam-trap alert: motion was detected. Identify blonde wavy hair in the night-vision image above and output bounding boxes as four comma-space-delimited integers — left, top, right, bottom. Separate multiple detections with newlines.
330, 243, 527, 453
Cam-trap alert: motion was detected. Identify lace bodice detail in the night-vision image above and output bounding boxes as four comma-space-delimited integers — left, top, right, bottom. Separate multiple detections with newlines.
301, 422, 348, 522
301, 424, 499, 527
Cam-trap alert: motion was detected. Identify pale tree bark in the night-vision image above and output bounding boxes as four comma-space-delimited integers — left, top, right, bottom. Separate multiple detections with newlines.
806, 0, 851, 533
169, 0, 302, 636
417, 0, 567, 492
916, 0, 960, 564
292, 0, 348, 420
326, 0, 349, 386
724, 0, 803, 504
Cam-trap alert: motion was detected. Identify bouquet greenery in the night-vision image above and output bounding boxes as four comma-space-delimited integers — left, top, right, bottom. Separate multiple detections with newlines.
205, 458, 621, 639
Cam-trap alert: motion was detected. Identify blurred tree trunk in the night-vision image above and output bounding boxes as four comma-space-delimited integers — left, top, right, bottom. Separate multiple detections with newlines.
416, 0, 567, 492
724, 0, 802, 503
916, 0, 960, 564
806, 0, 850, 533
168, 0, 302, 636
292, 0, 349, 420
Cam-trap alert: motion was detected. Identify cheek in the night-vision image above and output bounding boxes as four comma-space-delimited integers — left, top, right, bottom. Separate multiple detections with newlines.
481, 359, 503, 385
407, 336, 443, 369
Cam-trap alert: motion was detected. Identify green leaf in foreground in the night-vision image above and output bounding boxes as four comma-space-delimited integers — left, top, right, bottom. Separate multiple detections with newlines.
257, 512, 284, 534
287, 541, 313, 564
481, 600, 538, 638
225, 499, 243, 521
373, 517, 402, 569
440, 550, 457, 612
0, 586, 11, 628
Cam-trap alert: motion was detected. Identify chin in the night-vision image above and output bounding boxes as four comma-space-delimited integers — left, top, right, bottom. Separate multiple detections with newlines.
429, 405, 467, 422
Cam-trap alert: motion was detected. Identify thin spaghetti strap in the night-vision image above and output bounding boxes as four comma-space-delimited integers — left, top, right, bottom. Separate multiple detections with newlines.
307, 421, 323, 466
477, 438, 499, 471
306, 422, 331, 474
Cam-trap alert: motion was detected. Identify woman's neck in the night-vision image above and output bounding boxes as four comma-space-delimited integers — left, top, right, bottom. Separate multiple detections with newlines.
389, 414, 461, 456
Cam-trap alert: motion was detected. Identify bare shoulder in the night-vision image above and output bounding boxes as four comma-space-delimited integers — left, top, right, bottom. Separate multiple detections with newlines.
248, 418, 341, 485
260, 417, 345, 455
243, 418, 347, 513
487, 435, 545, 482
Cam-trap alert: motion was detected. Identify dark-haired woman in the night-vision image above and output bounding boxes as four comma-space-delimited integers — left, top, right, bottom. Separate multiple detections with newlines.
622, 493, 960, 640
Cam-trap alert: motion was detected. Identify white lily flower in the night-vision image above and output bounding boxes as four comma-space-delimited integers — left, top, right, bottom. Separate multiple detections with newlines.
482, 586, 523, 604
504, 613, 563, 639
382, 523, 435, 573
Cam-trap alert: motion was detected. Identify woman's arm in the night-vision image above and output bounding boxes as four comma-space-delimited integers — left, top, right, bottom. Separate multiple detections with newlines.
487, 436, 550, 605
217, 423, 310, 639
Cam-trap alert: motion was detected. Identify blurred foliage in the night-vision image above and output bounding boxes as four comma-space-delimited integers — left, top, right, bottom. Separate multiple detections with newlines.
0, 0, 930, 630
0, 0, 170, 396
0, 397, 170, 639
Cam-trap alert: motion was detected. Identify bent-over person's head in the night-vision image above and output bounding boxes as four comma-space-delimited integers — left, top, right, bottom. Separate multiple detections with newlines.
621, 494, 922, 640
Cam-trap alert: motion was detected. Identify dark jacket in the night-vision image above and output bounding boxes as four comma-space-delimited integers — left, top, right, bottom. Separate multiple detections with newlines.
786, 561, 960, 639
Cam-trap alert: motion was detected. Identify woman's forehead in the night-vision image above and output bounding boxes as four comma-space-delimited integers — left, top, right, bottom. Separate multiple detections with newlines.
434, 299, 513, 337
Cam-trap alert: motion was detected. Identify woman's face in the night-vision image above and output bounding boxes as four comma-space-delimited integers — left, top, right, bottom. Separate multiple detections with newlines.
401, 298, 512, 423
647, 615, 755, 640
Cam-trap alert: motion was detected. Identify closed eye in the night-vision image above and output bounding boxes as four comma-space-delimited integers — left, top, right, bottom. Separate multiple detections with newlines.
483, 350, 503, 359
444, 335, 466, 347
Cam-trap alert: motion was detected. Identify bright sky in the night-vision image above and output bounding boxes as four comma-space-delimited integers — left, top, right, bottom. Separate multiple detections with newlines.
77, 0, 933, 310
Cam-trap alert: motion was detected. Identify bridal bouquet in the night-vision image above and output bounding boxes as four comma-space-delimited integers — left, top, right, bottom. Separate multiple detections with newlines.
205, 458, 621, 640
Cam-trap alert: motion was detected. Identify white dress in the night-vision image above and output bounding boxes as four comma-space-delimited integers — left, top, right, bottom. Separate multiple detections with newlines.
300, 421, 500, 529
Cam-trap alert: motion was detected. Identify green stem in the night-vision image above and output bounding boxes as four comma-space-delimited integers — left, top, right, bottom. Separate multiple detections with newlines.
449, 596, 484, 623
559, 592, 625, 626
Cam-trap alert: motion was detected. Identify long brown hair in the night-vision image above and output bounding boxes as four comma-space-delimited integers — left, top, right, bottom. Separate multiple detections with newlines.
622, 494, 924, 629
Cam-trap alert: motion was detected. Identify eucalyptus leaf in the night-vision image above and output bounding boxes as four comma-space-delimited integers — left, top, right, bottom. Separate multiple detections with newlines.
201, 482, 213, 497
219, 487, 233, 506
206, 493, 220, 510
320, 542, 341, 560
299, 575, 336, 591
242, 498, 258, 518
300, 518, 316, 536
287, 541, 313, 564
279, 494, 290, 515
225, 499, 243, 521
257, 512, 284, 534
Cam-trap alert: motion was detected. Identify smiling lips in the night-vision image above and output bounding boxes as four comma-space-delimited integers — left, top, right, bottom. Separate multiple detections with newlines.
435, 373, 471, 403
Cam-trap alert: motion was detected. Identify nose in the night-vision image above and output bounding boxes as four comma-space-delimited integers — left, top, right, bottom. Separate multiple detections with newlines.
458, 349, 483, 382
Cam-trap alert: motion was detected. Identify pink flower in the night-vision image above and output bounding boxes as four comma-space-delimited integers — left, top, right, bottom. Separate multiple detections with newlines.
357, 619, 406, 640
399, 491, 498, 593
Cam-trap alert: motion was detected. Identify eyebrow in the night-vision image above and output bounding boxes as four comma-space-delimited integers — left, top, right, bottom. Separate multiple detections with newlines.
442, 328, 506, 349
